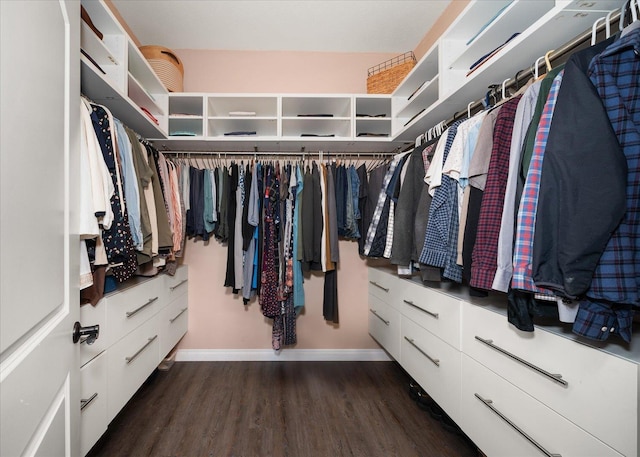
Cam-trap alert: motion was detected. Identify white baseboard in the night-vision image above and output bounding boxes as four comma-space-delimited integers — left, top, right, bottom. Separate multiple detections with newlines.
175, 348, 392, 362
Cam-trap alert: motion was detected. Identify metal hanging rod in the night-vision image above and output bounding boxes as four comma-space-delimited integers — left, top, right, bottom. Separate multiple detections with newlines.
443, 9, 623, 127
163, 149, 400, 158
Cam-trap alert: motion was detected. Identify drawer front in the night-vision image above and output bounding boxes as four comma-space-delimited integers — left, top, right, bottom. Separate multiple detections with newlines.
461, 302, 637, 457
368, 268, 396, 304
159, 293, 188, 360
460, 354, 622, 457
80, 299, 107, 366
165, 266, 188, 301
80, 352, 108, 457
396, 281, 461, 349
368, 294, 401, 360
106, 315, 160, 422
105, 277, 161, 346
401, 316, 461, 422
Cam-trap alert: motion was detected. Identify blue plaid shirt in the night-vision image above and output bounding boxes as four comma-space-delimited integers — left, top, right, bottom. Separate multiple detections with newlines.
573, 29, 640, 342
419, 120, 463, 284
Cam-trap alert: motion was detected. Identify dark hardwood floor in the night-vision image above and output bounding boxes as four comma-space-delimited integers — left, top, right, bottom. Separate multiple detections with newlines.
87, 361, 478, 457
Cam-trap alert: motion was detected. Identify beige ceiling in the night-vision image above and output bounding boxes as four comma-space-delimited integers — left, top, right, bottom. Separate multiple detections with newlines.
111, 0, 452, 53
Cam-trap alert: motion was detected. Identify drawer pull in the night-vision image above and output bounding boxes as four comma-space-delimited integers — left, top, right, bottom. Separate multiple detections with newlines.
369, 281, 389, 293
474, 394, 562, 457
169, 279, 188, 291
126, 297, 158, 318
80, 392, 98, 411
369, 309, 390, 326
169, 307, 188, 323
404, 336, 440, 367
403, 300, 439, 319
125, 335, 158, 364
474, 336, 567, 386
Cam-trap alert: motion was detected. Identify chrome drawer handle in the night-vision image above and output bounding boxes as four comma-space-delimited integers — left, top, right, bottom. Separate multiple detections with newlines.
125, 335, 158, 364
126, 297, 158, 318
169, 307, 188, 323
475, 394, 562, 457
474, 336, 567, 386
369, 309, 390, 326
169, 279, 188, 291
404, 336, 439, 367
369, 281, 389, 292
403, 300, 439, 319
80, 392, 98, 411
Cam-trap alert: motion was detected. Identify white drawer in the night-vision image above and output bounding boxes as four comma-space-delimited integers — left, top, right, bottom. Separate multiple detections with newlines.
401, 316, 461, 423
106, 315, 160, 422
460, 354, 622, 457
461, 302, 638, 457
368, 268, 396, 304
80, 352, 107, 457
396, 281, 461, 349
165, 266, 188, 302
368, 294, 401, 360
105, 277, 161, 346
158, 293, 188, 360
80, 299, 107, 366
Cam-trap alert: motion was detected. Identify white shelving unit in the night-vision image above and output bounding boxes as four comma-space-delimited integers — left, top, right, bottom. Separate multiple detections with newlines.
355, 95, 392, 139
168, 94, 205, 137
151, 0, 623, 154
391, 0, 622, 142
80, 0, 168, 138
207, 95, 278, 138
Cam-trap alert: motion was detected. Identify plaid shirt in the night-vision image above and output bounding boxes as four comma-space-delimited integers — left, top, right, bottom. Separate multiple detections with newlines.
512, 71, 564, 293
419, 121, 463, 276
470, 96, 521, 290
363, 152, 408, 256
573, 29, 640, 342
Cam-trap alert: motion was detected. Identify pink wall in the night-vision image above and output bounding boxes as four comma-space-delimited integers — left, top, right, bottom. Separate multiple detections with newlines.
180, 237, 379, 351
175, 49, 397, 94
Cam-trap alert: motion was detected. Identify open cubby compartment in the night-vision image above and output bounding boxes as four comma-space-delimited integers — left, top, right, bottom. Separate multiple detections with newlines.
169, 117, 204, 137
393, 41, 440, 102
169, 94, 205, 117
281, 96, 352, 118
126, 40, 167, 111
355, 118, 392, 137
443, 1, 556, 70
281, 118, 352, 138
392, 75, 439, 128
355, 96, 392, 118
208, 118, 278, 137
207, 95, 278, 118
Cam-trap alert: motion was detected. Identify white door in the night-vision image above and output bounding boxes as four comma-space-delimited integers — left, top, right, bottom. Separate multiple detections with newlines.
1, 1, 81, 456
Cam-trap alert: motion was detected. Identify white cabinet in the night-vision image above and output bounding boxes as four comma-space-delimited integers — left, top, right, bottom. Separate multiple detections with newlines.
80, 0, 168, 138
355, 95, 392, 139
282, 95, 352, 138
79, 266, 188, 456
368, 267, 639, 457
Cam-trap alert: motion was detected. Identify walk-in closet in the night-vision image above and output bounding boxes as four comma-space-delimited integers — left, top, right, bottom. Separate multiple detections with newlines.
1, 1, 639, 456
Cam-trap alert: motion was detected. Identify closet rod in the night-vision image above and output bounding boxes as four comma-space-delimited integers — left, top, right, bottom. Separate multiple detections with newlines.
444, 9, 622, 127
164, 150, 400, 158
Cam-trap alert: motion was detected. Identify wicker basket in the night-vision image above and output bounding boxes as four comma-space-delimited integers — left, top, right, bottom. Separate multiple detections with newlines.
367, 51, 416, 94
139, 45, 184, 92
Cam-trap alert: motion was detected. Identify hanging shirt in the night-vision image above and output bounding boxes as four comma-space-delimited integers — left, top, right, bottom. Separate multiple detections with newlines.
492, 80, 542, 292
511, 70, 564, 294
419, 121, 463, 278
573, 29, 640, 343
469, 96, 522, 290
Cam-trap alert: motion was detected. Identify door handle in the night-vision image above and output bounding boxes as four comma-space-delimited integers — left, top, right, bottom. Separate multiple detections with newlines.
72, 322, 100, 345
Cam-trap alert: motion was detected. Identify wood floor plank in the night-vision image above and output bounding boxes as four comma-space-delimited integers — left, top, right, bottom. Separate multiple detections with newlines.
87, 361, 478, 457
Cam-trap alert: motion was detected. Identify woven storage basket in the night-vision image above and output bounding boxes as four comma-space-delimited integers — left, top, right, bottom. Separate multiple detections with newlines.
139, 45, 184, 92
367, 51, 416, 94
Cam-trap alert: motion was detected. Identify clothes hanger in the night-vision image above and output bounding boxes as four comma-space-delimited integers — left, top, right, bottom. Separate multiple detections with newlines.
605, 9, 616, 38
533, 55, 545, 79
544, 50, 554, 73
591, 15, 606, 45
